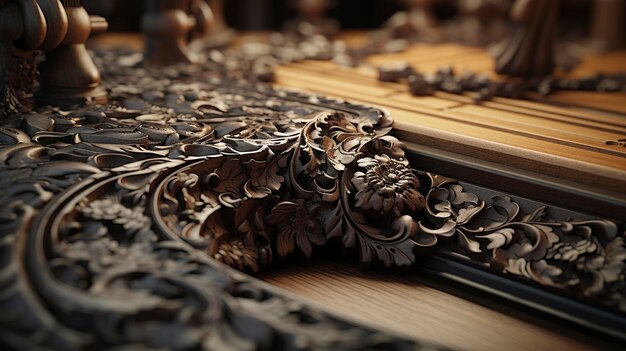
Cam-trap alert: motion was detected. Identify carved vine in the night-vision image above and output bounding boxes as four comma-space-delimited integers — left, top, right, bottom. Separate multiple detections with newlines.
154, 111, 626, 312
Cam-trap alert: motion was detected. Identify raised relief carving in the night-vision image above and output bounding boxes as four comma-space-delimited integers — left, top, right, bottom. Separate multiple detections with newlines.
0, 45, 625, 348
0, 83, 429, 351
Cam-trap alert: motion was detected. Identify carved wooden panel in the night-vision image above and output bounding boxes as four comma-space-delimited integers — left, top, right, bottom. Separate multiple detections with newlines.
1, 43, 625, 349
0, 49, 436, 350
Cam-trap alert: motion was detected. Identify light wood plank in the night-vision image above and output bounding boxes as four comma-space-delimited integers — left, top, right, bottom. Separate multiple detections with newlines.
258, 259, 601, 351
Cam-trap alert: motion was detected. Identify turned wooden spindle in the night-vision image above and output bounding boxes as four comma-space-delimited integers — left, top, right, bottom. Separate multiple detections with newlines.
142, 0, 214, 65
1, 0, 42, 114
186, 0, 235, 50
36, 0, 108, 108
188, 0, 213, 42
2, 0, 107, 112
493, 0, 560, 78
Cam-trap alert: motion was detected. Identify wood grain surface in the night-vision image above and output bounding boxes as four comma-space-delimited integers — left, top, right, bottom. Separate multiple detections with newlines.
257, 258, 603, 351
274, 43, 626, 200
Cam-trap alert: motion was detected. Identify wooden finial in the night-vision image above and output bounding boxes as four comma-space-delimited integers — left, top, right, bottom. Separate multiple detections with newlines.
193, 0, 235, 48
1, 0, 93, 113
36, 0, 108, 108
1, 0, 45, 114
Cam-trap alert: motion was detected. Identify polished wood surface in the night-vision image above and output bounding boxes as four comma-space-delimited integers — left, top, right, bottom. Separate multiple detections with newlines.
257, 258, 601, 351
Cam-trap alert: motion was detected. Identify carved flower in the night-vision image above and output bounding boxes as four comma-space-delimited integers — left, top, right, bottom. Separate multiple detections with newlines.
351, 155, 425, 216
80, 197, 152, 237
547, 227, 626, 298
266, 199, 326, 257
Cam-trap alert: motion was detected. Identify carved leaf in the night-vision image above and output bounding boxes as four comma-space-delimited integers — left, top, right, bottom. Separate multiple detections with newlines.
277, 226, 296, 257
448, 184, 480, 205
324, 201, 344, 240
477, 228, 515, 249
520, 206, 547, 222
456, 202, 485, 225
244, 154, 287, 199
457, 231, 482, 254
418, 220, 457, 237
467, 196, 519, 231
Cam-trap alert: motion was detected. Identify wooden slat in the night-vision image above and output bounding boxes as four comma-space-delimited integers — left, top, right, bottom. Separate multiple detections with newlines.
537, 91, 626, 116
448, 104, 626, 146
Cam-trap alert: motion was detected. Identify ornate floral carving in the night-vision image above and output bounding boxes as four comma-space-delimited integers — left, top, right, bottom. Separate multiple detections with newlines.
352, 154, 425, 216
0, 47, 434, 348
0, 45, 624, 349
423, 182, 626, 311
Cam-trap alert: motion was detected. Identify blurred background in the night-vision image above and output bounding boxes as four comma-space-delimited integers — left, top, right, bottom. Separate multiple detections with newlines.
83, 0, 600, 34
84, 0, 400, 31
